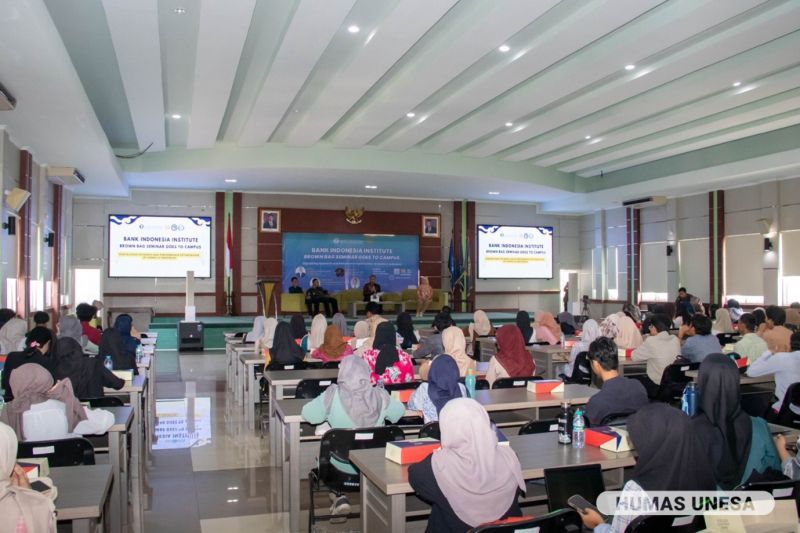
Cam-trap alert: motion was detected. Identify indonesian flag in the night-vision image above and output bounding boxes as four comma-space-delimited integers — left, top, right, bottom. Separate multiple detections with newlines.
225, 217, 233, 276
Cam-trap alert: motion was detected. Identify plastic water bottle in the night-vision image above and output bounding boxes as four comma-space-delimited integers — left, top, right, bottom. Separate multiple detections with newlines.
376, 377, 385, 390
682, 382, 697, 417
572, 407, 585, 449
558, 401, 572, 444
135, 345, 143, 364
560, 332, 566, 347
465, 368, 476, 398
104, 355, 114, 372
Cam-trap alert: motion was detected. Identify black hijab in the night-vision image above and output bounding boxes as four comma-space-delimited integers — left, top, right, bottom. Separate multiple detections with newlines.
692, 354, 753, 489
99, 327, 137, 372
290, 314, 307, 340
628, 403, 717, 492
270, 321, 305, 364
53, 337, 117, 399
515, 311, 533, 344
395, 312, 416, 350
374, 322, 399, 375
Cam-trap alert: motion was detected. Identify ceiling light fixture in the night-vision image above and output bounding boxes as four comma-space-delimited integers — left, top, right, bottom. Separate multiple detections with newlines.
347, 25, 360, 34
488, 192, 500, 195
170, 114, 181, 119
224, 179, 237, 183
498, 44, 511, 53
732, 81, 742, 87
624, 64, 635, 71
365, 185, 377, 189
505, 122, 513, 127
585, 135, 592, 140
173, 7, 186, 14
406, 112, 416, 118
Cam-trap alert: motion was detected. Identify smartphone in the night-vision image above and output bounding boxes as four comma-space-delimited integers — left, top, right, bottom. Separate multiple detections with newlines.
30, 480, 49, 493
567, 494, 607, 519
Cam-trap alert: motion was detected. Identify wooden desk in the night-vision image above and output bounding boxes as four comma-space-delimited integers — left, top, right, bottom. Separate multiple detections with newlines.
52, 464, 113, 533
686, 369, 775, 386
529, 345, 571, 378
105, 406, 134, 533
351, 431, 636, 533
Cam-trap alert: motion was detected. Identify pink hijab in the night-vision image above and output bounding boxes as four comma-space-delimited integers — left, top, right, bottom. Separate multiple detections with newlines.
535, 312, 560, 344
431, 398, 525, 526
615, 314, 643, 350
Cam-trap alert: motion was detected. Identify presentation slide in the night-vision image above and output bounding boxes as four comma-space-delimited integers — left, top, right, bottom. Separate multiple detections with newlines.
477, 225, 553, 279
108, 214, 212, 278
282, 233, 419, 292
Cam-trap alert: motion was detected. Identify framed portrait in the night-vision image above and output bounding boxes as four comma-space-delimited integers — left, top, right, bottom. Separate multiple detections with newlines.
422, 215, 440, 238
259, 208, 281, 233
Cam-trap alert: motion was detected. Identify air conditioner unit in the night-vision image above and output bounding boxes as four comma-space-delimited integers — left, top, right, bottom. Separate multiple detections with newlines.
622, 196, 667, 209
0, 82, 15, 111
46, 166, 85, 186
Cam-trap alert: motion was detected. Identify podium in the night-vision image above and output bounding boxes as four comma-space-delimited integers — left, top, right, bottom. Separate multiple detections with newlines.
256, 278, 280, 317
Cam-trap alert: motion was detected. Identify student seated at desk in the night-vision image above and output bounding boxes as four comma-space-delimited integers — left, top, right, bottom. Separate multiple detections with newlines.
734, 313, 769, 363
361, 322, 414, 385
301, 355, 404, 515
0, 317, 27, 356
396, 312, 420, 351
692, 354, 781, 489
2, 328, 56, 402
565, 319, 599, 378
0, 364, 114, 442
630, 314, 680, 397
442, 326, 475, 378
415, 312, 450, 360
0, 421, 56, 533
485, 325, 535, 388
515, 310, 534, 345
100, 314, 141, 373
533, 311, 560, 345
746, 331, 800, 415
579, 404, 716, 532
255, 317, 278, 358
760, 305, 793, 353
349, 320, 369, 351
307, 314, 328, 352
584, 337, 648, 426
558, 311, 577, 335
408, 398, 524, 533
408, 354, 465, 424
712, 307, 735, 336
53, 316, 124, 398
311, 325, 353, 362
245, 315, 266, 343
332, 312, 350, 337
289, 314, 307, 349
266, 322, 305, 367
773, 433, 800, 480
467, 310, 494, 342
679, 314, 720, 363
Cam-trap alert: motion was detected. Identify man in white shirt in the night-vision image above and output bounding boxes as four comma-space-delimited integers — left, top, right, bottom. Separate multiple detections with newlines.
746, 331, 800, 414
630, 314, 681, 396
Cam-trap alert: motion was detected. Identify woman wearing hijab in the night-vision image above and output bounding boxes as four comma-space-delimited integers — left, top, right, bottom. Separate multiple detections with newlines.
312, 325, 353, 362
332, 313, 350, 337
441, 326, 475, 378
1, 328, 55, 402
615, 314, 643, 350
395, 312, 419, 350
99, 314, 140, 373
557, 312, 577, 335
600, 313, 620, 339
0, 364, 114, 442
0, 317, 27, 355
578, 403, 717, 532
621, 303, 642, 323
468, 310, 493, 341
256, 317, 278, 360
416, 276, 434, 317
565, 319, 599, 378
0, 421, 56, 533
533, 311, 560, 345
349, 320, 370, 351
302, 355, 405, 514
485, 325, 535, 387
245, 316, 267, 343
307, 314, 328, 352
289, 313, 307, 340
361, 322, 414, 385
712, 307, 735, 335
409, 398, 525, 532
267, 322, 305, 367
515, 311, 534, 344
52, 316, 124, 399
692, 354, 781, 489
408, 354, 466, 424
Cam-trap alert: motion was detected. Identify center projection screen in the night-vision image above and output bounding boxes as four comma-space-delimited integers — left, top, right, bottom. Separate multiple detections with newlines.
282, 233, 419, 292
477, 224, 553, 279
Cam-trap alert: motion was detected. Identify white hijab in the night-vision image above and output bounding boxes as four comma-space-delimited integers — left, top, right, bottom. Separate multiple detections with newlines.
259, 318, 278, 350
308, 314, 328, 351
0, 318, 26, 354
245, 316, 267, 343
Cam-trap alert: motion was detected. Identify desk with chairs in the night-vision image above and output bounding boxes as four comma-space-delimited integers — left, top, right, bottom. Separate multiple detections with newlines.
51, 464, 114, 533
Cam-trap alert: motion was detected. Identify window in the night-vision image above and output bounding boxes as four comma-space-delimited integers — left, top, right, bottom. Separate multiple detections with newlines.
74, 268, 103, 308
724, 234, 763, 303
29, 280, 44, 312
640, 242, 668, 301
606, 247, 618, 300
5, 279, 16, 309
782, 278, 800, 306
678, 238, 710, 302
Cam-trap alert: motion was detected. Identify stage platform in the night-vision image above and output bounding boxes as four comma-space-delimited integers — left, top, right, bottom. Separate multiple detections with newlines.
148, 312, 519, 350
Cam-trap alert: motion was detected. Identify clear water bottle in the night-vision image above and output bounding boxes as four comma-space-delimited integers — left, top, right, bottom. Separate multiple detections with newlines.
104, 355, 114, 372
376, 377, 385, 390
465, 368, 476, 398
135, 344, 143, 364
558, 401, 572, 444
682, 382, 697, 417
560, 332, 566, 347
572, 407, 585, 449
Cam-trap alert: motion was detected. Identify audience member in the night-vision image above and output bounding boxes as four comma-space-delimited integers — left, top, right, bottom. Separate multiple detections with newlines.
361, 322, 414, 385
485, 325, 535, 387
287, 276, 303, 294
408, 398, 524, 532
752, 308, 767, 332
362, 274, 381, 302
558, 311, 576, 335
0, 317, 27, 355
615, 313, 643, 350
245, 315, 266, 343
584, 337, 649, 426
734, 313, 769, 363
0, 308, 17, 332
441, 326, 475, 377
692, 354, 781, 489
631, 314, 681, 396
76, 303, 102, 347
416, 276, 433, 317
301, 355, 405, 515
332, 313, 350, 337
599, 313, 620, 339
408, 354, 465, 424
0, 421, 56, 532
712, 307, 734, 335
349, 320, 369, 351
565, 319, 599, 378
305, 278, 338, 317
747, 332, 800, 414
468, 310, 494, 341
312, 325, 353, 363
396, 312, 419, 350
0, 364, 113, 442
33, 311, 50, 328
90, 300, 104, 329
622, 303, 642, 323
679, 314, 720, 363
256, 317, 278, 356
100, 314, 140, 372
515, 310, 534, 344
1, 327, 55, 402
760, 305, 793, 353
726, 298, 744, 322
268, 322, 305, 366
53, 316, 124, 398
774, 433, 800, 480
307, 314, 327, 352
415, 312, 451, 362
533, 311, 560, 345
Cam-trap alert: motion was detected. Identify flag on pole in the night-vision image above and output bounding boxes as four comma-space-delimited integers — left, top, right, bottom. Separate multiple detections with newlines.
448, 239, 462, 291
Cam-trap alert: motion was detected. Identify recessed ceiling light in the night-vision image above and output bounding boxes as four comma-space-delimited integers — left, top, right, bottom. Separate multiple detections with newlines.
585, 135, 592, 140
170, 114, 181, 119
365, 185, 377, 189
732, 81, 741, 87
173, 7, 186, 14
505, 122, 513, 127
347, 25, 360, 34
624, 64, 636, 71
498, 44, 510, 53
293, 108, 299, 113
406, 112, 416, 118
224, 179, 237, 183
488, 192, 500, 195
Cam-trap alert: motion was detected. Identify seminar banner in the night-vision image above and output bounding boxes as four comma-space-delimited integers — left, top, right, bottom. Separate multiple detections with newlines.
282, 233, 419, 292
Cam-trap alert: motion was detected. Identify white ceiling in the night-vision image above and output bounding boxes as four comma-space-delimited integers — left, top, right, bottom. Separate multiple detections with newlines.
1, 0, 799, 210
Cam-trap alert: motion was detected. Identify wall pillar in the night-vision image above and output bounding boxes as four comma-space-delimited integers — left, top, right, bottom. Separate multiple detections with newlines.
626, 207, 640, 305
708, 190, 725, 306
17, 150, 33, 318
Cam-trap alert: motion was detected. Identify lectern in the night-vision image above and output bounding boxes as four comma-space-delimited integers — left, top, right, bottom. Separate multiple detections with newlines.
256, 278, 280, 318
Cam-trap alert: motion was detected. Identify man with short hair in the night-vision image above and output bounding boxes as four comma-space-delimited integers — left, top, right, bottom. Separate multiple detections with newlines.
747, 332, 800, 414
675, 287, 693, 318
679, 314, 721, 363
760, 305, 793, 353
76, 302, 102, 346
288, 276, 303, 294
305, 278, 338, 317
414, 312, 451, 358
631, 314, 681, 395
362, 274, 381, 302
585, 337, 649, 426
734, 313, 769, 363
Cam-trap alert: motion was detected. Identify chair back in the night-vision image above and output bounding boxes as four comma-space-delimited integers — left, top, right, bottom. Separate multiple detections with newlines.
565, 351, 592, 385
544, 463, 605, 512
492, 376, 542, 389
737, 478, 800, 513
321, 361, 340, 369
716, 332, 738, 345
625, 515, 704, 532
775, 383, 800, 429
18, 438, 96, 467
518, 419, 559, 435
469, 509, 582, 532
458, 377, 490, 390
384, 381, 421, 392
81, 396, 124, 408
740, 388, 775, 419
294, 378, 338, 399
655, 362, 700, 403
419, 421, 440, 440
317, 426, 405, 493
266, 361, 308, 371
